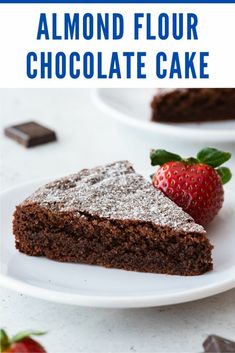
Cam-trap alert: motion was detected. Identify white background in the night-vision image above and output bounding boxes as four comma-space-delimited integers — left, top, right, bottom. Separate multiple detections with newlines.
0, 4, 235, 87
0, 89, 235, 352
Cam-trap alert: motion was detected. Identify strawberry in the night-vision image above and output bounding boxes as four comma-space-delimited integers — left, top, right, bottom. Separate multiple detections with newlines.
150, 147, 232, 226
0, 329, 47, 353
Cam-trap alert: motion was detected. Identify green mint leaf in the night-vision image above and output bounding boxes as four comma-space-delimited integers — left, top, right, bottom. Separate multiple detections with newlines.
216, 167, 232, 185
11, 331, 46, 343
0, 329, 10, 352
197, 147, 231, 168
150, 149, 182, 166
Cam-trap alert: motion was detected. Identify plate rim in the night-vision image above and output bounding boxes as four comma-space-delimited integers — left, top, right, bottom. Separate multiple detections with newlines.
1, 180, 235, 308
1, 272, 235, 308
92, 88, 235, 143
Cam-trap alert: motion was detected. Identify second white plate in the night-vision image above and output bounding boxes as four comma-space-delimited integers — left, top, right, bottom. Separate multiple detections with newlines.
93, 88, 235, 143
0, 179, 235, 308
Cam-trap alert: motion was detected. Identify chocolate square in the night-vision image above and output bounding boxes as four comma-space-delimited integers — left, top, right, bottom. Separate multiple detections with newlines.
4, 121, 57, 148
203, 335, 235, 353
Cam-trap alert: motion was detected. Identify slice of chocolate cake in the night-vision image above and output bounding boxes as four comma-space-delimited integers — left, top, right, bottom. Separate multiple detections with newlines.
151, 88, 235, 123
13, 161, 213, 276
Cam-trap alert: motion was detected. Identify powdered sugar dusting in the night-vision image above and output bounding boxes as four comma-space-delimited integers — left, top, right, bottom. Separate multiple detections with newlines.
24, 161, 205, 234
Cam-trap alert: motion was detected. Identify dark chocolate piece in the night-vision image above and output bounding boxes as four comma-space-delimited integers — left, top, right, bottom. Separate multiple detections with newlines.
203, 335, 235, 353
4, 121, 57, 148
13, 161, 213, 276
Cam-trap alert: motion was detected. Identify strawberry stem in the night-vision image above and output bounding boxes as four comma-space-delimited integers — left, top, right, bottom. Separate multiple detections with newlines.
0, 329, 10, 352
150, 149, 182, 166
11, 331, 47, 343
216, 167, 232, 185
197, 147, 231, 168
184, 157, 199, 165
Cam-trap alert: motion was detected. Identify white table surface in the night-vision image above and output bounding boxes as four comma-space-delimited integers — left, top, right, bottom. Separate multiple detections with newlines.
0, 89, 235, 353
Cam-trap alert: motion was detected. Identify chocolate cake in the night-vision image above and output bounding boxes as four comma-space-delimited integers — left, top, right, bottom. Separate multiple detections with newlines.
13, 161, 213, 276
151, 88, 235, 123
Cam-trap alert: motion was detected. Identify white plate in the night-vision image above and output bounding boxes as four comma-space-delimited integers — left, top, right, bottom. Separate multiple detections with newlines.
0, 179, 235, 308
93, 88, 235, 143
